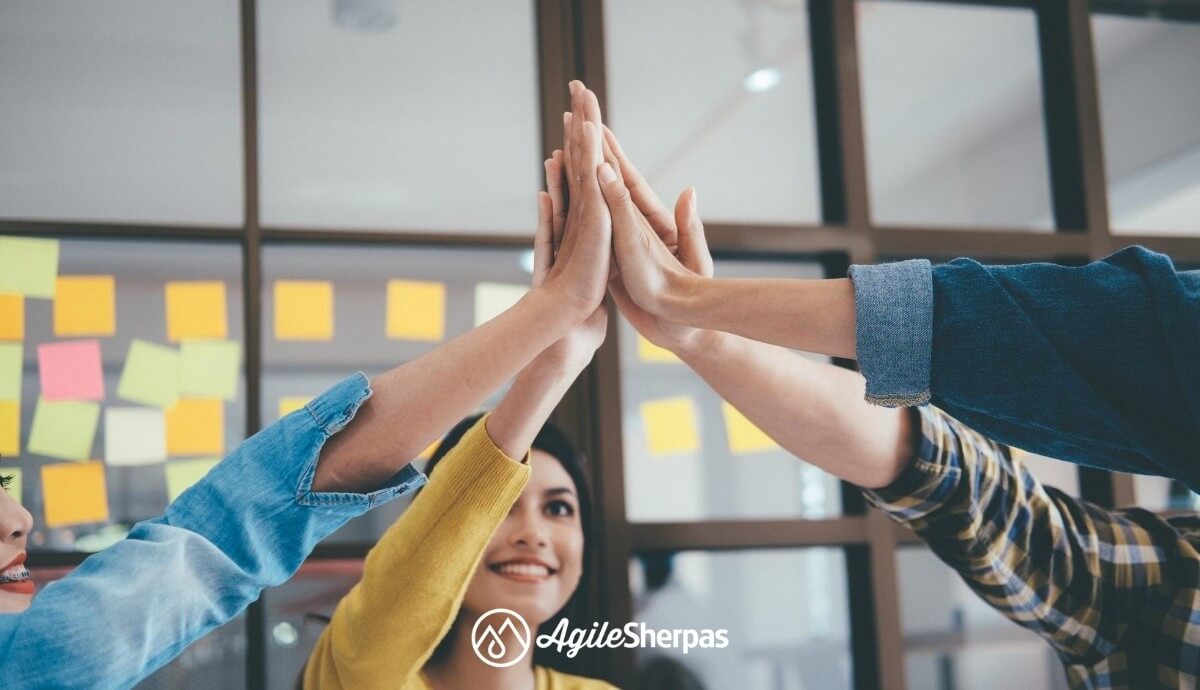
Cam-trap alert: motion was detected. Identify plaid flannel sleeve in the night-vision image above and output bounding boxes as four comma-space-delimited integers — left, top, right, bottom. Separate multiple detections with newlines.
865, 406, 1178, 665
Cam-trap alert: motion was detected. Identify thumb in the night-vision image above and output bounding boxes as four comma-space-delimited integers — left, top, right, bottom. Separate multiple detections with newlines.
674, 187, 714, 278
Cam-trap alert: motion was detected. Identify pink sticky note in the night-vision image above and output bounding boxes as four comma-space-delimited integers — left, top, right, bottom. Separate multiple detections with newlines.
38, 340, 105, 401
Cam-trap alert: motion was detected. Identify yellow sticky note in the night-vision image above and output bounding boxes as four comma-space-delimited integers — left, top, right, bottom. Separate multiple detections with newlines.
637, 336, 680, 364
278, 396, 312, 419
165, 458, 220, 503
721, 402, 778, 454
641, 397, 700, 456
165, 281, 228, 342
0, 294, 23, 341
419, 440, 439, 461
0, 401, 18, 456
165, 398, 224, 457
0, 468, 22, 504
42, 461, 109, 528
54, 276, 116, 336
386, 280, 445, 341
275, 281, 333, 341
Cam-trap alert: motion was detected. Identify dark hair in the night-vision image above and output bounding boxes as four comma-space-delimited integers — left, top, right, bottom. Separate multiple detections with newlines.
424, 414, 596, 676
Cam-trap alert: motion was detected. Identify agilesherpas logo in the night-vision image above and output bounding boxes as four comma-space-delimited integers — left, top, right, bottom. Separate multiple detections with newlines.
472, 608, 730, 666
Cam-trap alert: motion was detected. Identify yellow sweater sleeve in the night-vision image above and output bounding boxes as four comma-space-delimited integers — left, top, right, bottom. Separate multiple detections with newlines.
303, 415, 531, 689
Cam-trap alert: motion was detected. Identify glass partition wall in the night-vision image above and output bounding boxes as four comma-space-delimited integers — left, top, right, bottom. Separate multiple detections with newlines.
2, 1, 1198, 688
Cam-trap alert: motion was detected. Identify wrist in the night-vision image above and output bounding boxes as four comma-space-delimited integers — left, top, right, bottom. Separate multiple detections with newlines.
523, 287, 591, 334
676, 328, 737, 366
660, 271, 707, 324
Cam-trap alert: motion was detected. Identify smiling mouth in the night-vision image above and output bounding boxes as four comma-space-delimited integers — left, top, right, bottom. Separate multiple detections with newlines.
0, 564, 33, 594
488, 562, 557, 582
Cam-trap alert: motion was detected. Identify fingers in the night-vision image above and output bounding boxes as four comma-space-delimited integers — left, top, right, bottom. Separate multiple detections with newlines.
532, 191, 554, 288
545, 150, 567, 252
673, 186, 714, 278
603, 125, 676, 245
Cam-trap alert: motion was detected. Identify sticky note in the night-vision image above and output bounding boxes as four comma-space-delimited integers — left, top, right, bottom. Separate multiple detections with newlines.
104, 407, 167, 466
166, 398, 224, 457
0, 401, 18, 455
278, 396, 311, 419
42, 461, 109, 527
0, 343, 21, 400
179, 340, 240, 400
637, 336, 681, 364
474, 283, 528, 327
165, 458, 220, 503
419, 440, 439, 461
28, 398, 100, 460
0, 237, 59, 299
0, 468, 22, 504
641, 397, 700, 456
54, 276, 116, 337
722, 402, 778, 454
38, 340, 105, 401
274, 280, 333, 341
117, 339, 179, 408
0, 294, 23, 340
387, 280, 445, 341
165, 281, 227, 342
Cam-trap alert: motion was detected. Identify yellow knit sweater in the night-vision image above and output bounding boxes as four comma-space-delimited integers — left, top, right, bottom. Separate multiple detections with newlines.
303, 416, 617, 690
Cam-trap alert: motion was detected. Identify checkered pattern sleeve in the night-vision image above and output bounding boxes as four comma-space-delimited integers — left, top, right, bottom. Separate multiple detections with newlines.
865, 406, 1184, 665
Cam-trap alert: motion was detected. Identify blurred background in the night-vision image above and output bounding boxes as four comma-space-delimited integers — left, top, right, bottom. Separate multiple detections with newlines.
1, 1, 1197, 688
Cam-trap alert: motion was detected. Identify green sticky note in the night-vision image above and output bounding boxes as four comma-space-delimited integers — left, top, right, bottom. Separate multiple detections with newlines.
0, 237, 60, 299
179, 340, 240, 400
117, 340, 179, 408
165, 458, 220, 503
0, 343, 22, 400
0, 467, 22, 504
28, 398, 100, 461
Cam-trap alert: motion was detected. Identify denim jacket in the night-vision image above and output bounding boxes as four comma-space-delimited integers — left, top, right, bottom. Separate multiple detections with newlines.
849, 246, 1200, 491
0, 373, 425, 689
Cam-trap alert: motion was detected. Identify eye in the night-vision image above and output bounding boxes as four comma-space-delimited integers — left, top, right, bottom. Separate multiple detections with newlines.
0, 475, 12, 491
545, 499, 576, 518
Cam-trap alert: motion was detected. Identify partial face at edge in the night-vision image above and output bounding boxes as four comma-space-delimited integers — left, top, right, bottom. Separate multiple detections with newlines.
0, 480, 34, 613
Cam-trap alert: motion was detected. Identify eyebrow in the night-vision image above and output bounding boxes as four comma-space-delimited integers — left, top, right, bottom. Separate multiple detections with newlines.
543, 487, 576, 498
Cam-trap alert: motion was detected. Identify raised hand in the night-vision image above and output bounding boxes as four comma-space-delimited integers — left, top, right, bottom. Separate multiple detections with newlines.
537, 82, 612, 318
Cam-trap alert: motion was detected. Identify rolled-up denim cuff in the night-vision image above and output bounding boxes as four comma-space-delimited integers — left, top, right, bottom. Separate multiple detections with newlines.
848, 259, 933, 407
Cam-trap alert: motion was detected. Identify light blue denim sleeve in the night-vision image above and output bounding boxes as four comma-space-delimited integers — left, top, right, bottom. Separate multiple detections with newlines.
0, 372, 426, 690
847, 259, 934, 406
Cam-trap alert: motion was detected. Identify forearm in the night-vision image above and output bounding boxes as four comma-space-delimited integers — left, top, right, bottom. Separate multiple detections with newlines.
664, 274, 858, 360
678, 331, 912, 488
316, 288, 581, 492
487, 351, 590, 460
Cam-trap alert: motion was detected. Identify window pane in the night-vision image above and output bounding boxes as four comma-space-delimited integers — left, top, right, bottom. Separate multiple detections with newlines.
603, 0, 822, 224
1131, 474, 1200, 512
619, 259, 842, 522
631, 548, 852, 689
7, 237, 245, 552
257, 0, 540, 233
897, 547, 1069, 690
262, 560, 363, 690
0, 1, 243, 225
26, 566, 248, 690
858, 1, 1054, 229
1093, 14, 1200, 234
261, 243, 531, 541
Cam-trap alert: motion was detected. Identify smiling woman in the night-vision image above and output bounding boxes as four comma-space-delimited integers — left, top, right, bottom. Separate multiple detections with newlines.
0, 475, 35, 605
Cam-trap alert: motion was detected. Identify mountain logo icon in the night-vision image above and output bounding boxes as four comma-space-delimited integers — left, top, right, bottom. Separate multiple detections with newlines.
471, 608, 533, 668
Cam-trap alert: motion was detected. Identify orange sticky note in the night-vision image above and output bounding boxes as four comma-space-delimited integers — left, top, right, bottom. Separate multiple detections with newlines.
165, 398, 224, 457
0, 400, 18, 455
41, 461, 109, 528
386, 280, 445, 341
54, 276, 116, 336
637, 336, 681, 364
0, 294, 23, 341
278, 396, 311, 419
722, 402, 778, 454
419, 440, 439, 461
641, 397, 701, 456
165, 281, 228, 342
274, 281, 333, 341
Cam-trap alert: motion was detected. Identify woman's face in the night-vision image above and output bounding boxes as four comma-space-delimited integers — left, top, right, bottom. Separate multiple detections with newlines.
0, 477, 35, 613
461, 450, 584, 627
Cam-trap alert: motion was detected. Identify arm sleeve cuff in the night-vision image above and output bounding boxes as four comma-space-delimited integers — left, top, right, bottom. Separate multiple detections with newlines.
847, 259, 934, 407
863, 407, 963, 524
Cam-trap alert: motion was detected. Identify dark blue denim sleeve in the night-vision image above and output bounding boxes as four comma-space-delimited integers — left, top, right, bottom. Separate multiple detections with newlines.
852, 246, 1200, 491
